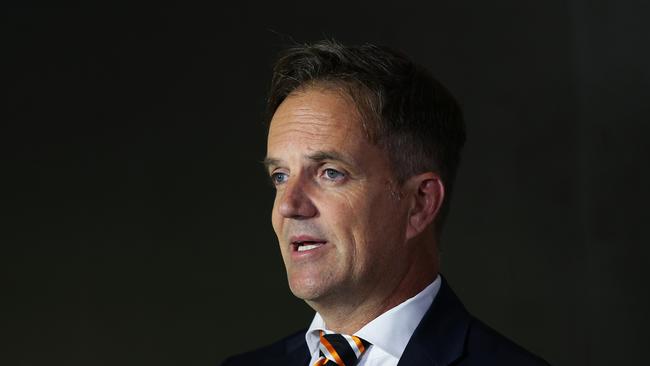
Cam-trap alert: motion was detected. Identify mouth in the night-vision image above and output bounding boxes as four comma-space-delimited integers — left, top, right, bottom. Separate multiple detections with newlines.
290, 236, 328, 253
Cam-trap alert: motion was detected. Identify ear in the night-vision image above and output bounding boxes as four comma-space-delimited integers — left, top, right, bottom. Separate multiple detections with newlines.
405, 172, 445, 240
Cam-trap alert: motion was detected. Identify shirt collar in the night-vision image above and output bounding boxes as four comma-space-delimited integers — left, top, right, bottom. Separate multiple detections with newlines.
305, 275, 441, 359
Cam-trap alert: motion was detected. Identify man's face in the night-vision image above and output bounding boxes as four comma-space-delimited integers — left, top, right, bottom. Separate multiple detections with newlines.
265, 88, 412, 306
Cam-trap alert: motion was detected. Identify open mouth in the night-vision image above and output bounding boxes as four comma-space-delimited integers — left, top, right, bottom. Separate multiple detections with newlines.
291, 237, 327, 252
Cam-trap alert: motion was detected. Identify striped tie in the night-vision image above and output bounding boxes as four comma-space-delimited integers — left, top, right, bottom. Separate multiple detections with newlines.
313, 330, 370, 366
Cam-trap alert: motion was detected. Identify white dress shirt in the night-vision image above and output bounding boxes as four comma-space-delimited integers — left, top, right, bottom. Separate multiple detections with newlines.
305, 275, 441, 366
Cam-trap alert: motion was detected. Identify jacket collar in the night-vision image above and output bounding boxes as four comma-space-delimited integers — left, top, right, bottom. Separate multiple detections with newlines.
397, 276, 470, 366
284, 330, 311, 366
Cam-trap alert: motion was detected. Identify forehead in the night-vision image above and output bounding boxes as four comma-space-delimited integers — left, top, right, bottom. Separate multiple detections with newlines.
267, 88, 368, 151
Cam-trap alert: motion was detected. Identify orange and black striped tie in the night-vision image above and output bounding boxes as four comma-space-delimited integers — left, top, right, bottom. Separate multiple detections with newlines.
313, 330, 371, 366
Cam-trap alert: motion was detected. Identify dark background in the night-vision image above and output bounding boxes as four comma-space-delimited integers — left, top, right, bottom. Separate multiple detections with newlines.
3, 1, 649, 365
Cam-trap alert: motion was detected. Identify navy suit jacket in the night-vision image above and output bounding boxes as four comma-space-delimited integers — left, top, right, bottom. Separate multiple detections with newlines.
222, 278, 550, 365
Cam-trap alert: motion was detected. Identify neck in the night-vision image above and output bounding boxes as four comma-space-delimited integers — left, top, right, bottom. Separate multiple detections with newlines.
309, 239, 439, 334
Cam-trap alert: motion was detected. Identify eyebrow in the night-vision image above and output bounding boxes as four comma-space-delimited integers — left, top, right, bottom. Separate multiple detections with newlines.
262, 150, 354, 171
262, 157, 281, 171
307, 150, 353, 166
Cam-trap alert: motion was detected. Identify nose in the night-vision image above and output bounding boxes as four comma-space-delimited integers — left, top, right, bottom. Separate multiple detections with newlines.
277, 175, 318, 219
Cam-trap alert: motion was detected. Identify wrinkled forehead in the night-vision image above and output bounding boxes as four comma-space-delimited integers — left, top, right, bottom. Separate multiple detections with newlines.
272, 81, 377, 134
267, 87, 368, 148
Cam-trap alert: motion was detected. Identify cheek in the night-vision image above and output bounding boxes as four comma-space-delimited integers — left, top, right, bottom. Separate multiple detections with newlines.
362, 193, 407, 248
318, 194, 361, 252
328, 190, 381, 249
271, 199, 282, 234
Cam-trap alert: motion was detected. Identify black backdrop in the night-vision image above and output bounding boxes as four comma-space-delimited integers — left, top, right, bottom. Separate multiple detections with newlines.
3, 2, 649, 365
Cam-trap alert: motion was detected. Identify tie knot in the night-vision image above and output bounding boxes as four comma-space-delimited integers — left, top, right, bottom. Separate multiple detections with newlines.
315, 331, 370, 366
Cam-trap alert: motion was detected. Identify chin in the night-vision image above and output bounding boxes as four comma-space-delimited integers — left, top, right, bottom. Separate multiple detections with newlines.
288, 277, 328, 301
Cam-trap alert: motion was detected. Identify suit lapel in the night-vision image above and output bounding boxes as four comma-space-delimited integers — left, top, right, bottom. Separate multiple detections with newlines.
254, 329, 310, 366
283, 331, 311, 366
397, 277, 470, 366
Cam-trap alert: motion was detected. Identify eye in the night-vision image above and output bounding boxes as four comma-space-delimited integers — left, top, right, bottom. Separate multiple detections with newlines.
322, 168, 345, 181
270, 172, 288, 185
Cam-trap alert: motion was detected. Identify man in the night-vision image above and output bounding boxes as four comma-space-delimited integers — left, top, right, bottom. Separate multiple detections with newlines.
222, 40, 549, 366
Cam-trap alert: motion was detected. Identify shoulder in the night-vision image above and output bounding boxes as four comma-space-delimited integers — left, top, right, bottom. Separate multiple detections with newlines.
220, 328, 309, 366
412, 276, 551, 365
461, 316, 551, 366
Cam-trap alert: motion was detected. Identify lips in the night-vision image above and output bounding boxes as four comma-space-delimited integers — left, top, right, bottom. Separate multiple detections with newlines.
295, 242, 326, 252
290, 235, 328, 252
